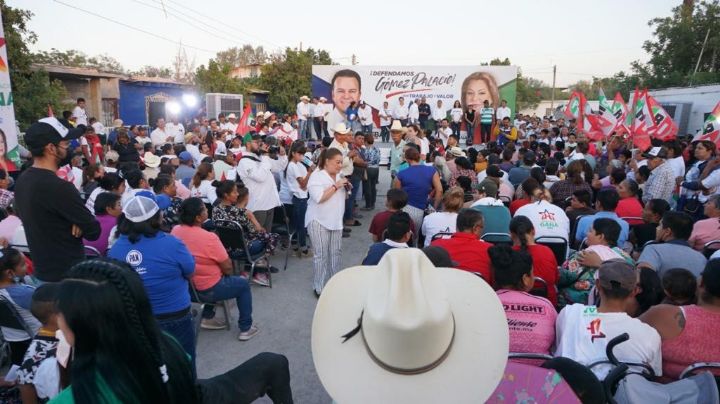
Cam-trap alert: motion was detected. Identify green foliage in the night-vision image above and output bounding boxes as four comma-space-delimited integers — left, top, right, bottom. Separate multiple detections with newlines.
130, 65, 173, 79
31, 48, 125, 74
194, 60, 244, 95
215, 45, 268, 67
2, 0, 67, 130
259, 48, 333, 113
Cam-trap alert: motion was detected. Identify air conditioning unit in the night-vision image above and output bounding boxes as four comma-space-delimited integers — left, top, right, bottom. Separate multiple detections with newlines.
206, 93, 244, 121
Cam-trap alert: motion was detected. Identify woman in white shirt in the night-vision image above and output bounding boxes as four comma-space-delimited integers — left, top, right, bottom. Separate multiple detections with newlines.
421, 187, 463, 247
286, 142, 314, 256
305, 148, 348, 296
189, 162, 217, 204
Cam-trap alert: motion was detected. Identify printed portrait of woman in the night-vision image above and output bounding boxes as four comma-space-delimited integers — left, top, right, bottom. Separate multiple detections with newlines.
460, 72, 500, 111
0, 129, 17, 172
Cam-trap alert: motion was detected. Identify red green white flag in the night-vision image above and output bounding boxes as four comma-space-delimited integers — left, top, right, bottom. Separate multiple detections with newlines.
586, 88, 617, 139
693, 101, 720, 147
627, 88, 653, 151
646, 94, 678, 141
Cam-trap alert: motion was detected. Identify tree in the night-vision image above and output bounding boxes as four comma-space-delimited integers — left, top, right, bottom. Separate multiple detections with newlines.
130, 65, 173, 78
31, 48, 126, 74
516, 75, 544, 111
259, 48, 333, 113
2, 0, 67, 129
172, 46, 196, 84
635, 0, 720, 87
215, 45, 268, 67
194, 60, 244, 95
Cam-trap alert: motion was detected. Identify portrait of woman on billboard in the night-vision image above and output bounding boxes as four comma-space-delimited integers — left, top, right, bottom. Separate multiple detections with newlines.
0, 129, 17, 173
460, 72, 500, 111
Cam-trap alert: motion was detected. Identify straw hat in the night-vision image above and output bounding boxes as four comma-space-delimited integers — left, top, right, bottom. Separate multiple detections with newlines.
448, 147, 466, 157
143, 152, 161, 168
227, 113, 237, 119
332, 122, 352, 135
300, 95, 310, 101
112, 119, 124, 128
390, 120, 407, 133
311, 249, 508, 403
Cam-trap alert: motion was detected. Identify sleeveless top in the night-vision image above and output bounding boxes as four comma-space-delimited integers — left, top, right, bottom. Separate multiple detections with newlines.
661, 305, 720, 380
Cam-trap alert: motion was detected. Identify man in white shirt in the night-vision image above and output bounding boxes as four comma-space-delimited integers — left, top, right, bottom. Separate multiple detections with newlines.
329, 123, 358, 227
220, 113, 238, 140
431, 100, 447, 136
358, 101, 373, 134
236, 134, 282, 231
71, 98, 88, 126
184, 133, 204, 167
296, 96, 311, 140
408, 99, 420, 125
165, 116, 186, 145
150, 118, 173, 150
312, 97, 327, 139
379, 101, 392, 143
554, 260, 662, 380
328, 69, 362, 137
393, 97, 409, 127
496, 99, 512, 121
437, 119, 453, 147
514, 190, 570, 240
89, 117, 106, 135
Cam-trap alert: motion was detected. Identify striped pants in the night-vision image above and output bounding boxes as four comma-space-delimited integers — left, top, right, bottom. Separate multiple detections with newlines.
403, 204, 425, 244
308, 220, 343, 293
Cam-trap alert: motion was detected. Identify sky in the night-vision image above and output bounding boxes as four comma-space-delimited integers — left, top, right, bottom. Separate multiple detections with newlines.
10, 0, 679, 87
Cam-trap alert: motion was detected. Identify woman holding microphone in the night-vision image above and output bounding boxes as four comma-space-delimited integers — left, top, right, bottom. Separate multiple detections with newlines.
306, 148, 348, 297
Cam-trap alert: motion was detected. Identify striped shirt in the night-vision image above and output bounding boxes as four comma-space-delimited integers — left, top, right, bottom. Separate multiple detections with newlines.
480, 107, 494, 124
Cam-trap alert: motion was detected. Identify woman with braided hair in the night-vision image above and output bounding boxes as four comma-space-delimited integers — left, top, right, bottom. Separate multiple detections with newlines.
54, 259, 295, 403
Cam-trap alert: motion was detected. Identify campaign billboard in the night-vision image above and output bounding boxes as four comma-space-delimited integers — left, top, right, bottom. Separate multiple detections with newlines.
311, 65, 518, 136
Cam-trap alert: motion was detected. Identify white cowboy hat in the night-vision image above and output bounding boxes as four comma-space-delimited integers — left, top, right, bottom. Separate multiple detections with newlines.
263, 111, 272, 119
227, 113, 237, 119
319, 96, 327, 102
112, 118, 124, 128
389, 120, 407, 133
333, 122, 352, 135
312, 249, 508, 404
448, 147, 466, 157
143, 152, 161, 168
300, 95, 310, 101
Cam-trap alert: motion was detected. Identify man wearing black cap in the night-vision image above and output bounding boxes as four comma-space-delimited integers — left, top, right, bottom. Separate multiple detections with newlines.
15, 118, 101, 282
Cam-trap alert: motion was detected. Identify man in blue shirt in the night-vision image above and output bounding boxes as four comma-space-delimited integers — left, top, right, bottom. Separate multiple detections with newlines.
362, 212, 411, 265
575, 189, 629, 247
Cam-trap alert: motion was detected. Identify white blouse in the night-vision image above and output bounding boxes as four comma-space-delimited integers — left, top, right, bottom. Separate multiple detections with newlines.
305, 169, 346, 231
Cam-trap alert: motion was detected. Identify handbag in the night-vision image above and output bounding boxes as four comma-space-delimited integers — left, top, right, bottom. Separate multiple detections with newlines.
683, 194, 702, 215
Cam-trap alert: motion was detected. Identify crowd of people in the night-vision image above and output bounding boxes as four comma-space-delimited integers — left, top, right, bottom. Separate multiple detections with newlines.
0, 89, 718, 402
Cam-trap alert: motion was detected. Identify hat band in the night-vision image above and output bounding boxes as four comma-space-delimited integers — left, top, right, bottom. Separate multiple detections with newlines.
341, 311, 456, 376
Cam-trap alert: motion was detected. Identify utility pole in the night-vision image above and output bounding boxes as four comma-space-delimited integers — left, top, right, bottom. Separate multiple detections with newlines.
299, 41, 303, 51
351, 54, 357, 65
690, 28, 711, 86
550, 65, 557, 112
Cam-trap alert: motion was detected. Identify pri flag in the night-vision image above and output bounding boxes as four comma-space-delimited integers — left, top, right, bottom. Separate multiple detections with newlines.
626, 88, 653, 151
693, 101, 720, 147
586, 88, 617, 139
564, 91, 599, 139
235, 103, 253, 136
646, 94, 678, 141
611, 92, 629, 135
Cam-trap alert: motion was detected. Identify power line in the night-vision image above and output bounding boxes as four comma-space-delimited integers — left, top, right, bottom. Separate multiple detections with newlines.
52, 0, 218, 54
153, 0, 282, 48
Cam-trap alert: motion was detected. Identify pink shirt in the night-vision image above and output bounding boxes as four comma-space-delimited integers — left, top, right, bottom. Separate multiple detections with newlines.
688, 217, 720, 251
175, 180, 191, 200
170, 225, 228, 291
0, 215, 21, 242
661, 305, 720, 381
497, 290, 557, 355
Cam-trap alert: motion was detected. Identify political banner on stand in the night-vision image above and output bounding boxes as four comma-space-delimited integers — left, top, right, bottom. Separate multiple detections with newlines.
0, 8, 19, 171
311, 65, 518, 141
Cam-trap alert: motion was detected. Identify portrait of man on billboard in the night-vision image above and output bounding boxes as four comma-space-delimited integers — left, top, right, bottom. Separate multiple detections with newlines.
327, 68, 362, 135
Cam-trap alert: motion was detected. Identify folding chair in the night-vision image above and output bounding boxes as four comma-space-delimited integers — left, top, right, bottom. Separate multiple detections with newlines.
189, 281, 231, 333
702, 240, 720, 259
214, 220, 272, 288
529, 276, 549, 299
481, 232, 512, 245
0, 294, 34, 363
271, 205, 295, 271
535, 236, 569, 265
570, 215, 588, 249
680, 362, 720, 379
84, 245, 102, 258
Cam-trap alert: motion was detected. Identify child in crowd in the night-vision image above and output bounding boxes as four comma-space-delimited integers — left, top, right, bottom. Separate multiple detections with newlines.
661, 268, 698, 306
368, 189, 416, 242
17, 283, 62, 402
213, 185, 279, 255
0, 247, 40, 365
84, 192, 122, 255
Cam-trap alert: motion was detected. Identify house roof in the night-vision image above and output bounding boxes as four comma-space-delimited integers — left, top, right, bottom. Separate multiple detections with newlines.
33, 64, 192, 86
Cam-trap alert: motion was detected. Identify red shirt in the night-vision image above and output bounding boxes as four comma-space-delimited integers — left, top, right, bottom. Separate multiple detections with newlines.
512, 244, 559, 305
431, 232, 493, 284
615, 197, 644, 225
510, 198, 530, 216
368, 210, 416, 240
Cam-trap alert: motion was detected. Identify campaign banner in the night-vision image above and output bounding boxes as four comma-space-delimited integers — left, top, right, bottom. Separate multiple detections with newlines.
312, 65, 517, 136
0, 9, 19, 171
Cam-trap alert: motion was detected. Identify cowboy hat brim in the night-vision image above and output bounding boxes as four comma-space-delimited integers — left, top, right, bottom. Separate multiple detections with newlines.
312, 258, 508, 403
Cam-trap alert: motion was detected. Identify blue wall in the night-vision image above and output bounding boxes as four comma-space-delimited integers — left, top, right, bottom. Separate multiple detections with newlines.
119, 81, 189, 126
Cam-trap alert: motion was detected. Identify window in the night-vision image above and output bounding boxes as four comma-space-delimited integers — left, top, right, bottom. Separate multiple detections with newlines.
101, 98, 118, 127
